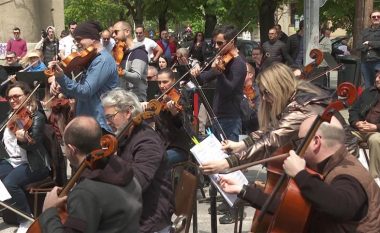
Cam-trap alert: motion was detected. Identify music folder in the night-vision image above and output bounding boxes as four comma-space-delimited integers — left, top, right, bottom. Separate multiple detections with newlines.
15, 71, 46, 88
0, 65, 23, 75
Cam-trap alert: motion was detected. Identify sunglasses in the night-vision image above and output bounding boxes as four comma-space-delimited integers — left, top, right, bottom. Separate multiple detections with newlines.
6, 94, 24, 101
13, 32, 20, 34
372, 15, 380, 19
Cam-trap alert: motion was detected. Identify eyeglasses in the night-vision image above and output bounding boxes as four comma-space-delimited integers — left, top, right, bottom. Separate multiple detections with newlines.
372, 15, 380, 19
13, 32, 20, 34
6, 94, 24, 101
113, 29, 126, 34
215, 41, 226, 47
102, 38, 110, 41
5, 56, 15, 59
105, 111, 119, 121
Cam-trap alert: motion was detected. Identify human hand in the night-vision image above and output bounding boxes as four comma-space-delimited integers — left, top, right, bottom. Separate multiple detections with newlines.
50, 80, 61, 96
221, 140, 246, 154
15, 129, 26, 142
48, 61, 64, 79
363, 41, 369, 45
43, 187, 67, 212
360, 121, 377, 132
190, 65, 200, 77
141, 101, 149, 111
200, 159, 230, 175
166, 100, 179, 115
355, 121, 365, 129
283, 150, 306, 178
219, 176, 242, 194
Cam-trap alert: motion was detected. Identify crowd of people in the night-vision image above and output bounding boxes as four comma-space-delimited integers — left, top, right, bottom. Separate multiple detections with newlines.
0, 11, 379, 233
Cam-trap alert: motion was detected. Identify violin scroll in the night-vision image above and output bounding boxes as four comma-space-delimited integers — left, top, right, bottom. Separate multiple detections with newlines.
85, 134, 118, 170
302, 49, 324, 77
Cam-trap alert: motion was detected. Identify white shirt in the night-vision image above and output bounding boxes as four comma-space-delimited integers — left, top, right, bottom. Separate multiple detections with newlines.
101, 38, 116, 54
59, 35, 77, 58
133, 37, 158, 59
3, 127, 28, 168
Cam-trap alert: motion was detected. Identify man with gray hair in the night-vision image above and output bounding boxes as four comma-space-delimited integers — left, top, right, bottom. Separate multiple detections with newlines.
220, 115, 380, 232
101, 88, 174, 233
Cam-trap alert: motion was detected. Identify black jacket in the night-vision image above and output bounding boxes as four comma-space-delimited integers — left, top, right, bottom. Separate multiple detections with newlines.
39, 155, 142, 233
118, 123, 174, 233
287, 32, 302, 61
0, 110, 49, 172
348, 87, 380, 130
359, 26, 380, 62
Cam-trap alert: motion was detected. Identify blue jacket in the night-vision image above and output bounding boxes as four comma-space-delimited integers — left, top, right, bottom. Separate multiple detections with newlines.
56, 49, 119, 131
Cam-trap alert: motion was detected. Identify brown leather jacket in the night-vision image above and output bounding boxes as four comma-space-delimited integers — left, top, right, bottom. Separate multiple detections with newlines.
226, 88, 358, 167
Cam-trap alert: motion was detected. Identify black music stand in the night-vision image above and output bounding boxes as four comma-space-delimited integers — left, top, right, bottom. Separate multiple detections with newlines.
147, 81, 160, 101
15, 71, 46, 89
0, 101, 10, 127
1, 66, 23, 75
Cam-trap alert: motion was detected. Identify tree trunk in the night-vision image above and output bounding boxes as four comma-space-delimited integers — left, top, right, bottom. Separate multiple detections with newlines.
204, 13, 217, 38
259, 0, 278, 44
134, 0, 143, 25
158, 12, 167, 32
352, 0, 373, 56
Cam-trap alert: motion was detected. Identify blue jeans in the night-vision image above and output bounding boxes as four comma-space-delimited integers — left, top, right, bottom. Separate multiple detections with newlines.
166, 148, 188, 167
0, 160, 49, 222
217, 117, 242, 142
361, 60, 380, 88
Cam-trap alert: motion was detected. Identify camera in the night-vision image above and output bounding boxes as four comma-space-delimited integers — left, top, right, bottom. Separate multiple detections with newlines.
41, 29, 48, 39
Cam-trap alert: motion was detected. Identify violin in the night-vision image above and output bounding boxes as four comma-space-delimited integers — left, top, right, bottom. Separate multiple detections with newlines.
161, 88, 183, 112
27, 134, 118, 233
113, 41, 127, 77
7, 107, 35, 144
215, 52, 234, 71
44, 46, 98, 78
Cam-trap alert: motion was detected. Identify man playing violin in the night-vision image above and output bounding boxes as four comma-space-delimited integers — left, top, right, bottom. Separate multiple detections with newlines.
0, 82, 50, 233
39, 116, 142, 233
220, 116, 380, 232
50, 21, 119, 133
100, 88, 174, 233
112, 21, 149, 102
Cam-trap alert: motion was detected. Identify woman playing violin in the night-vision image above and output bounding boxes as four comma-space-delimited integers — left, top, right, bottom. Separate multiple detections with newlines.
0, 81, 50, 232
200, 63, 357, 174
220, 116, 380, 232
153, 68, 196, 166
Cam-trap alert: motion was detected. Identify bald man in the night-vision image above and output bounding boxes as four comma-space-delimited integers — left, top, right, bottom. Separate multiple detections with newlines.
220, 116, 380, 232
39, 116, 142, 233
113, 21, 148, 101
100, 29, 116, 53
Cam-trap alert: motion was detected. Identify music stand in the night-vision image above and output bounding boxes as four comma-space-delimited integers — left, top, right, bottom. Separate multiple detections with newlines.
1, 66, 23, 76
147, 81, 160, 101
15, 71, 46, 89
0, 101, 10, 127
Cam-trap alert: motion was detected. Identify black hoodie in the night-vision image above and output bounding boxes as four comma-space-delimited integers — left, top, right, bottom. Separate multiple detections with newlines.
39, 155, 142, 233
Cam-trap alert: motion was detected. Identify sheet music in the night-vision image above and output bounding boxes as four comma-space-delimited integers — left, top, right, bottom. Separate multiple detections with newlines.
0, 179, 11, 201
190, 134, 248, 207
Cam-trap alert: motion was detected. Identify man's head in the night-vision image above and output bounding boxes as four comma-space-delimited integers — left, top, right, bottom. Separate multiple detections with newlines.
252, 47, 263, 64
46, 26, 55, 40
101, 88, 142, 134
73, 21, 102, 49
157, 68, 176, 93
5, 51, 18, 66
63, 116, 102, 167
101, 29, 112, 46
274, 24, 282, 34
268, 28, 278, 42
160, 30, 169, 41
212, 25, 238, 55
370, 10, 380, 26
113, 21, 132, 42
298, 115, 345, 165
68, 21, 77, 35
147, 66, 158, 81
13, 27, 21, 40
135, 25, 145, 42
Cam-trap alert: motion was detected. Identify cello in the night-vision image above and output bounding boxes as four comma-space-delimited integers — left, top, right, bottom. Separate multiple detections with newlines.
250, 82, 357, 233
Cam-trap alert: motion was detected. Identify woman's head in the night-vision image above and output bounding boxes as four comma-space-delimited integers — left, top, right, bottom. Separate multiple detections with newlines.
256, 63, 298, 130
158, 56, 169, 69
193, 32, 204, 43
6, 82, 36, 111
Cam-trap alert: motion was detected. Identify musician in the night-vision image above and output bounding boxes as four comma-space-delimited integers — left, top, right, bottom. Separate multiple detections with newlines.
153, 68, 195, 166
0, 82, 50, 233
112, 21, 148, 102
190, 24, 246, 142
39, 116, 142, 233
200, 63, 357, 175
20, 50, 47, 72
100, 88, 174, 233
5, 51, 21, 67
220, 116, 380, 232
50, 21, 119, 133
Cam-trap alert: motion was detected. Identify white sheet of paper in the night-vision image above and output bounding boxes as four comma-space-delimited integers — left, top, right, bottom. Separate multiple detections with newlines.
190, 134, 249, 207
0, 179, 11, 201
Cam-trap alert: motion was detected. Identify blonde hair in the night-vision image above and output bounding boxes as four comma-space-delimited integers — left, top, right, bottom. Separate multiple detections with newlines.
257, 63, 320, 131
